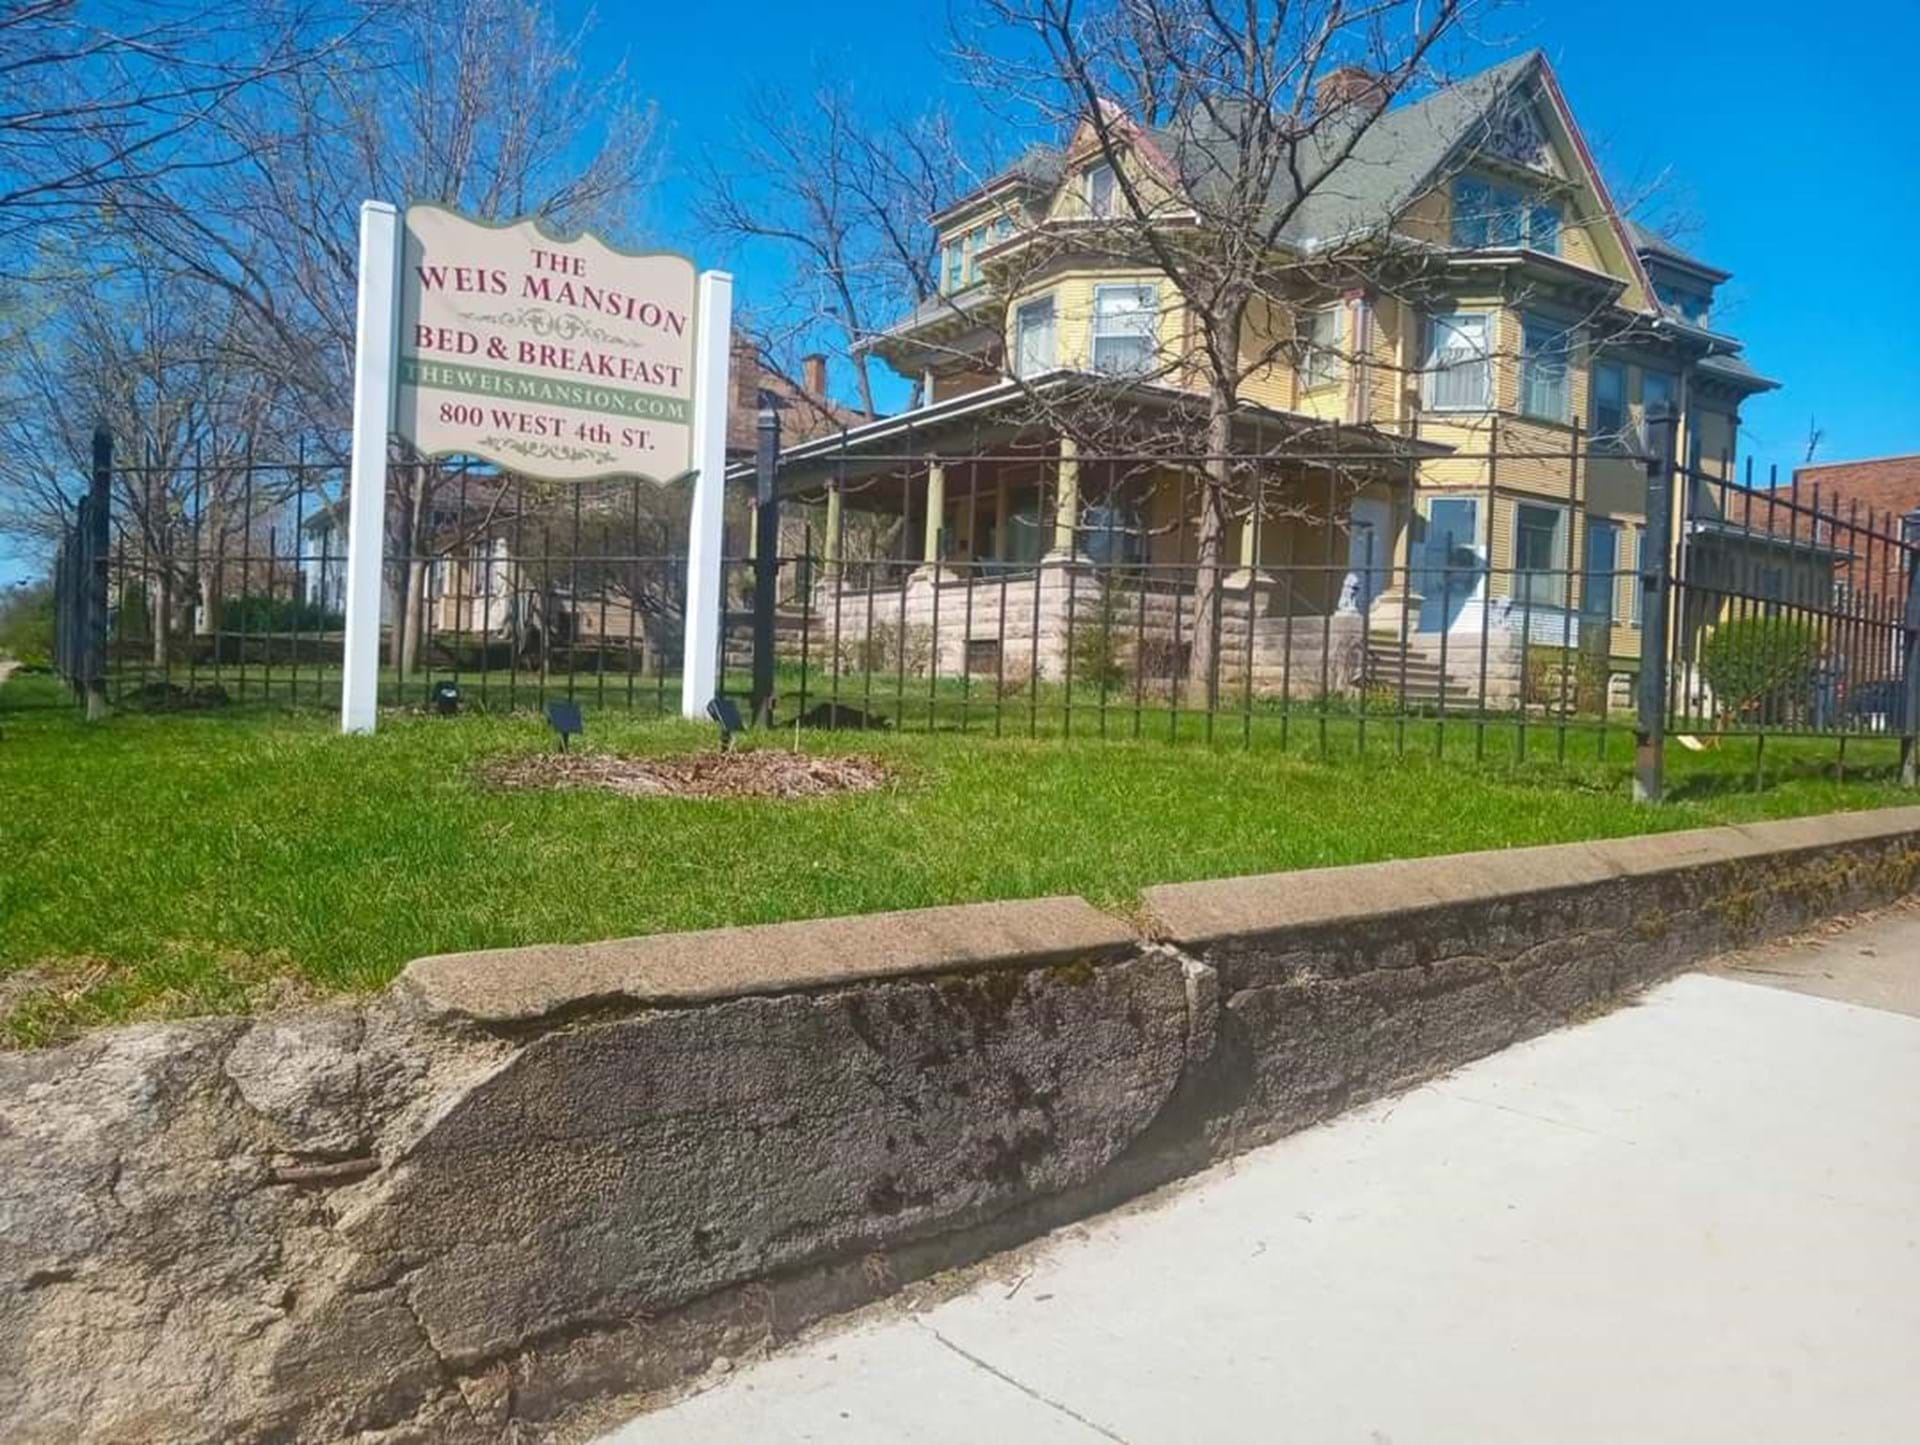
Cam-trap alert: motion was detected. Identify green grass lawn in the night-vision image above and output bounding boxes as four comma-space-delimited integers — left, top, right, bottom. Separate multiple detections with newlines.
2, 666, 1913, 1046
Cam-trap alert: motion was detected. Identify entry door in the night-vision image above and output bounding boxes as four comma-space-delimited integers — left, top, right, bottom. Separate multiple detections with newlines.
1418, 497, 1482, 633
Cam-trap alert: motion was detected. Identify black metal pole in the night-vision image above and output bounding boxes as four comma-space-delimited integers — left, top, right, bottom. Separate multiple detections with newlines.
85, 425, 112, 720
751, 406, 781, 727
1900, 511, 1920, 787
1634, 403, 1676, 803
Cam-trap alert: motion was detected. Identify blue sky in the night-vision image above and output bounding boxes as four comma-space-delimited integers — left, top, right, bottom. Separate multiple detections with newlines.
606, 0, 1919, 465
4, 0, 1913, 589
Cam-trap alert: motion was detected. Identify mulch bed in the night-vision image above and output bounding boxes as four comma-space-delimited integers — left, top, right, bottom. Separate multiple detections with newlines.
479, 749, 894, 800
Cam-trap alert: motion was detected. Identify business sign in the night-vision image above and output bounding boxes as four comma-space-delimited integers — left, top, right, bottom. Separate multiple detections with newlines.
395, 204, 698, 482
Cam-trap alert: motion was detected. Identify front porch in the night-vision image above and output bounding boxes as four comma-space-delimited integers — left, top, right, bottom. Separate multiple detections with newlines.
747, 376, 1440, 701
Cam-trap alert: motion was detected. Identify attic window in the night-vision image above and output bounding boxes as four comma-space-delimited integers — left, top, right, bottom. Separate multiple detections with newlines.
1085, 162, 1117, 218
1451, 177, 1558, 255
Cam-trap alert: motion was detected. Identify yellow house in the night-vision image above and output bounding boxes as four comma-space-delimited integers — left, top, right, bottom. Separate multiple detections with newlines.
762, 51, 1776, 703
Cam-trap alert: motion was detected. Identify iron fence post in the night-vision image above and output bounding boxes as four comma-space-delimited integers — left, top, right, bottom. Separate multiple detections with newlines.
751, 406, 781, 727
84, 426, 112, 720
1634, 403, 1677, 803
1901, 511, 1920, 786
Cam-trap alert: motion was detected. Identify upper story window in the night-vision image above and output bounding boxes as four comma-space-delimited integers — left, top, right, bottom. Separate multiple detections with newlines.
1519, 316, 1571, 422
942, 239, 965, 293
965, 225, 988, 285
991, 215, 1014, 243
1424, 312, 1490, 411
1451, 176, 1559, 255
1085, 162, 1117, 218
1654, 280, 1711, 325
1013, 294, 1057, 379
1591, 360, 1626, 445
1092, 284, 1158, 376
1301, 306, 1343, 390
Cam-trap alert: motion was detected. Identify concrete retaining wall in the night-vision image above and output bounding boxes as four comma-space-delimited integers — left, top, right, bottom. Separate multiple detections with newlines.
5, 809, 1918, 1442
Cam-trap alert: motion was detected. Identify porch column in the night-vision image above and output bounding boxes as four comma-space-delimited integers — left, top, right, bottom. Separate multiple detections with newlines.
1047, 434, 1079, 559
1224, 510, 1268, 590
1367, 484, 1424, 637
923, 460, 946, 564
823, 482, 842, 581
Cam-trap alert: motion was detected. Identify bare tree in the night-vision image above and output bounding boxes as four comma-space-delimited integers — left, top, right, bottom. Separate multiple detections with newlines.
696, 84, 981, 413
2, 0, 661, 671
0, 0, 377, 251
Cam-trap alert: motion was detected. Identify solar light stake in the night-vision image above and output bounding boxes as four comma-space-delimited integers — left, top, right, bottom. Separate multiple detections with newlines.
706, 696, 743, 752
544, 699, 584, 752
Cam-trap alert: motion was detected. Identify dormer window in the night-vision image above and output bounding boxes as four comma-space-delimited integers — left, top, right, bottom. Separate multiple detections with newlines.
1085, 162, 1117, 218
1451, 176, 1558, 255
1655, 280, 1711, 325
965, 225, 988, 284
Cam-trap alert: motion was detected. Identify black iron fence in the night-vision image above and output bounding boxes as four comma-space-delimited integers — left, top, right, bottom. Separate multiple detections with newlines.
46, 413, 1920, 797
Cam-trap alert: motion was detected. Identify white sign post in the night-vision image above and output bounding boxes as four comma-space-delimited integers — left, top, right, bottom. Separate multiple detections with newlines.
681, 269, 733, 720
338, 200, 732, 733
340, 201, 401, 736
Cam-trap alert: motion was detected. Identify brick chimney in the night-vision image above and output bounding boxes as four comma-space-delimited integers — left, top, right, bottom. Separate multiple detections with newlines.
1314, 65, 1386, 119
802, 352, 827, 398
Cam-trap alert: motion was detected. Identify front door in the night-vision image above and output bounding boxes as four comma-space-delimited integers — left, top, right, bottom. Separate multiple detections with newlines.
1418, 497, 1482, 633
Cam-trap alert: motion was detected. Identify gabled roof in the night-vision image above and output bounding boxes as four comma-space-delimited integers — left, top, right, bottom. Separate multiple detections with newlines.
1264, 51, 1542, 248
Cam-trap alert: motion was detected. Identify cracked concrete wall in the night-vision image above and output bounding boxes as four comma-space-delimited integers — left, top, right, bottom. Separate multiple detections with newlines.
3, 814, 1918, 1442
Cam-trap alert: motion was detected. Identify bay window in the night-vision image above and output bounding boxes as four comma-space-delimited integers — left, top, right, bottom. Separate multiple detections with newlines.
1014, 295, 1056, 379
1091, 284, 1157, 376
1520, 316, 1570, 422
1424, 312, 1489, 411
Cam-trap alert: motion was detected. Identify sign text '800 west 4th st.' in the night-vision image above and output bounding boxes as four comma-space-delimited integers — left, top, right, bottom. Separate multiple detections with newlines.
395, 205, 698, 482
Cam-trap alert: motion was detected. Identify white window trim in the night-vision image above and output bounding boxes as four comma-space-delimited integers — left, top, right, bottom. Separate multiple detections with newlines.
1085, 162, 1116, 218
1013, 295, 1057, 379
1423, 311, 1491, 412
1301, 305, 1344, 392
1519, 314, 1571, 423
1513, 499, 1570, 609
1090, 282, 1158, 377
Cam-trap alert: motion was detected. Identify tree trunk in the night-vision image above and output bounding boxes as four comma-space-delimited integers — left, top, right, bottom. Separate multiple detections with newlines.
393, 476, 429, 675
151, 568, 172, 668
1186, 386, 1233, 709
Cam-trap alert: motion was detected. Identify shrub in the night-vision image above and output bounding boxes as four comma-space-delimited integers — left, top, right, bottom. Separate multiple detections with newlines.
220, 593, 345, 634
0, 584, 55, 668
835, 619, 932, 678
1066, 579, 1129, 694
1523, 643, 1609, 715
1698, 616, 1822, 723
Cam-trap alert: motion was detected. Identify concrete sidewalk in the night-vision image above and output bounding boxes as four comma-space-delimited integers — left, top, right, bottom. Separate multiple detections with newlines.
605, 909, 1920, 1445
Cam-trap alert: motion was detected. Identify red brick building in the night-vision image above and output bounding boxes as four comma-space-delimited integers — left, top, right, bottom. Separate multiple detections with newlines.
1795, 455, 1920, 530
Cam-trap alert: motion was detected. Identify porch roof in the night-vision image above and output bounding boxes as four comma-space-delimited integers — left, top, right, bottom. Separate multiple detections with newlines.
730, 370, 1452, 501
